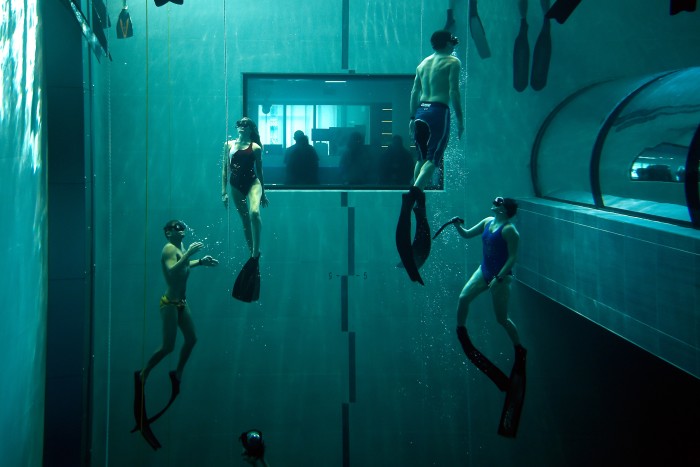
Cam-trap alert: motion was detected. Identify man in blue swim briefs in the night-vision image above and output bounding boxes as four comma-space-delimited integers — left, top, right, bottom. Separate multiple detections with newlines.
396, 29, 464, 285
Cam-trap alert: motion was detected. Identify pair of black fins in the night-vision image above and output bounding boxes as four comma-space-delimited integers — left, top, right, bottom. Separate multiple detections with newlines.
513, 0, 553, 92
469, 0, 579, 61
395, 187, 431, 285
132, 371, 181, 450
512, 0, 591, 91
232, 256, 261, 302
457, 326, 527, 438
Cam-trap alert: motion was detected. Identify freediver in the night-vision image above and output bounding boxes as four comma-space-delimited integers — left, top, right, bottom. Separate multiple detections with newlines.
133, 220, 218, 448
396, 29, 464, 285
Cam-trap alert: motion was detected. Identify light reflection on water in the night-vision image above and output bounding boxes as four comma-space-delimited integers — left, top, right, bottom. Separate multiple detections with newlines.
0, 1, 45, 464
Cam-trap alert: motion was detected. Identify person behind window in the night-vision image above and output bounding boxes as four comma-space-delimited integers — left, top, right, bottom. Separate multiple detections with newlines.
339, 131, 372, 185
284, 130, 319, 185
379, 135, 415, 186
221, 117, 269, 259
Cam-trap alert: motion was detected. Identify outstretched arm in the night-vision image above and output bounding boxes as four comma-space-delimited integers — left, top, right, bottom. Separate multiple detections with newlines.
455, 217, 489, 240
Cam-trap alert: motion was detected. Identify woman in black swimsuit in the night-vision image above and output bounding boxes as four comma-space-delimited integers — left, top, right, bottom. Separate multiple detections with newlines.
221, 117, 268, 259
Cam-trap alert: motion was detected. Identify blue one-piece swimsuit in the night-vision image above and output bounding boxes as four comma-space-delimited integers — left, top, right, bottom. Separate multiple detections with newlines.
481, 220, 511, 284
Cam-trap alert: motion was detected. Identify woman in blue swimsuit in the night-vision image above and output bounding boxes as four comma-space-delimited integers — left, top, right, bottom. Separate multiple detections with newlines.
450, 196, 526, 391
221, 117, 268, 259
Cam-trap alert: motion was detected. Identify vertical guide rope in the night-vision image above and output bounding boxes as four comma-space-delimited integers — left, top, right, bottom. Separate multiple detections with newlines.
104, 16, 114, 465
139, 0, 151, 430
223, 0, 230, 257
168, 7, 172, 212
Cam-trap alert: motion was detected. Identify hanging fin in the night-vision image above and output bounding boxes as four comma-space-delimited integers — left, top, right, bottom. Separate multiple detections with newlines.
468, 0, 492, 59
545, 0, 583, 24
513, 0, 530, 92
116, 7, 133, 39
530, 0, 552, 91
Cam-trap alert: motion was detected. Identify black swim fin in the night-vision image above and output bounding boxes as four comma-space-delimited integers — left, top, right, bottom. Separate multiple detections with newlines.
232, 256, 261, 302
133, 371, 161, 450
130, 371, 180, 432
456, 326, 510, 391
154, 0, 184, 6
444, 8, 456, 31
433, 217, 464, 240
411, 203, 431, 270
498, 345, 527, 438
468, 0, 491, 59
670, 0, 697, 15
531, 0, 552, 91
513, 0, 530, 92
116, 7, 133, 39
396, 188, 425, 285
545, 0, 582, 24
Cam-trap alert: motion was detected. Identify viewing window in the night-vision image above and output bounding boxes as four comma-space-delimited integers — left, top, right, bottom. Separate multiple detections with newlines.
244, 74, 428, 190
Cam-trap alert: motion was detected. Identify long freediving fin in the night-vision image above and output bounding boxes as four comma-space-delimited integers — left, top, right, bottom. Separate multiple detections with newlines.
412, 205, 431, 270
545, 0, 583, 24
498, 345, 527, 438
133, 371, 161, 450
131, 371, 180, 432
531, 0, 552, 91
468, 0, 492, 59
444, 8, 456, 31
513, 0, 530, 92
396, 188, 424, 285
433, 217, 464, 240
457, 326, 510, 391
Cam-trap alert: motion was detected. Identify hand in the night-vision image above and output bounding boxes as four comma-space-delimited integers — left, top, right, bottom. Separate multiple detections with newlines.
199, 255, 219, 267
261, 193, 269, 208
451, 216, 465, 225
489, 275, 504, 289
185, 242, 203, 258
222, 192, 229, 208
